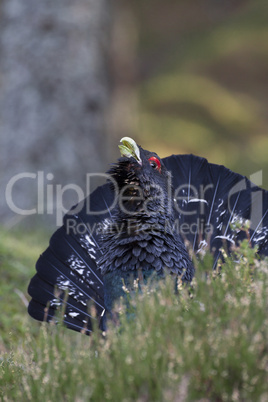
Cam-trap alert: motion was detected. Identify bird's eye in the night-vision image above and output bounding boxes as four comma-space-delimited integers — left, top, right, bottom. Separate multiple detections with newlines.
148, 156, 161, 172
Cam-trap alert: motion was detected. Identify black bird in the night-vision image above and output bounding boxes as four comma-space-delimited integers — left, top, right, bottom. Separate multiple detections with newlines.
28, 138, 268, 334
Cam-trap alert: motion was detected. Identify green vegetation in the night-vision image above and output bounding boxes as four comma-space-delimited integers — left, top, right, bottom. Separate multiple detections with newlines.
1, 2, 268, 399
0, 228, 48, 347
1, 1, 268, 399
134, 0, 268, 188
1, 227, 267, 401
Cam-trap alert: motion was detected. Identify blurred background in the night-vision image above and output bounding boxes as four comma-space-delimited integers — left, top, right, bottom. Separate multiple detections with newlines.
1, 0, 268, 230
132, 0, 268, 183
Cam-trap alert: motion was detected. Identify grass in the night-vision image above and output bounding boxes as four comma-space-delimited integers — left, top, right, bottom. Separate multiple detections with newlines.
0, 227, 48, 348
0, 226, 268, 401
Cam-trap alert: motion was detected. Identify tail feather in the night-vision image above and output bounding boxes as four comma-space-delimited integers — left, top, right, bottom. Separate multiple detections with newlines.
37, 250, 104, 309
49, 227, 104, 295
28, 299, 93, 335
163, 154, 268, 259
28, 248, 104, 331
28, 274, 94, 319
28, 183, 114, 332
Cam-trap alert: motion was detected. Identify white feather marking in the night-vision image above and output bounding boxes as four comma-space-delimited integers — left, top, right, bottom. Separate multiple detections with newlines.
85, 234, 95, 247
188, 198, 208, 204
197, 240, 208, 254
69, 312, 80, 318
215, 235, 235, 244
60, 280, 70, 287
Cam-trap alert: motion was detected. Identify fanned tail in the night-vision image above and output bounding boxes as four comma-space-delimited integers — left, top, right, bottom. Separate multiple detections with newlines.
163, 154, 268, 265
28, 155, 268, 333
28, 183, 115, 333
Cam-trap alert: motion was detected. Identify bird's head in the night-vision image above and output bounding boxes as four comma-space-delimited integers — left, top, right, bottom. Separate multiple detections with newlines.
109, 137, 173, 217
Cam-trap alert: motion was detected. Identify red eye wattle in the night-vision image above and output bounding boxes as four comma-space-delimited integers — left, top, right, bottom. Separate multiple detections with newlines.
148, 156, 161, 172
